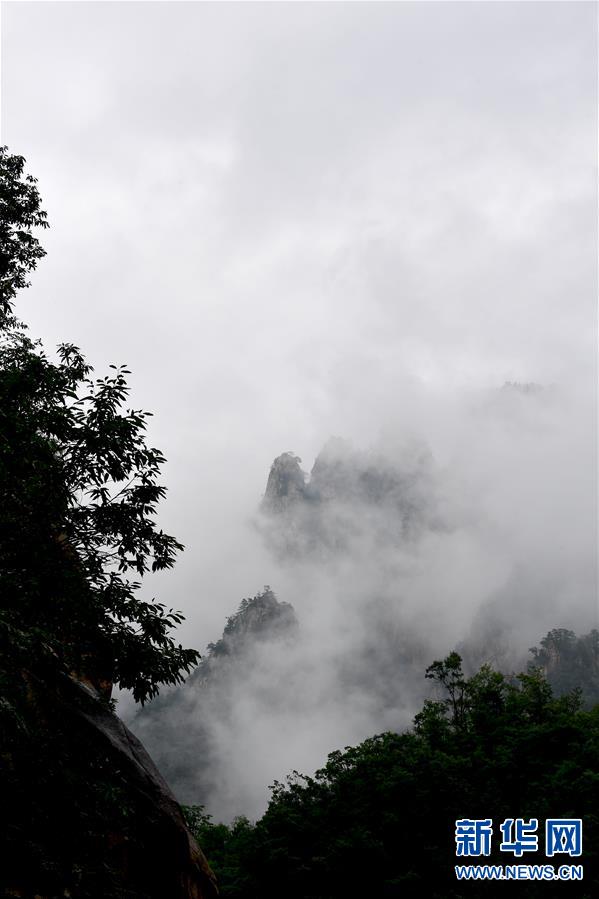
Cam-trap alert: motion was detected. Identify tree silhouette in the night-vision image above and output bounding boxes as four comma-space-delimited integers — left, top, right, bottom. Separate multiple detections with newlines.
0, 146, 199, 703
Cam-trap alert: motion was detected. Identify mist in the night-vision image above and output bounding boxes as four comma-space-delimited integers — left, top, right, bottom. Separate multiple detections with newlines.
130, 377, 596, 820
2, 2, 596, 821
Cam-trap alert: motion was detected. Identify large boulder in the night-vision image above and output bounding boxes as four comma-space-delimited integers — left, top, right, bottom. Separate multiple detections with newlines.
2, 670, 219, 899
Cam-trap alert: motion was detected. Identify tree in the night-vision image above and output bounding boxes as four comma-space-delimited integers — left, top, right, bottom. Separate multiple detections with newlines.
0, 147, 215, 899
529, 628, 599, 708
0, 146, 199, 703
0, 147, 48, 323
192, 655, 599, 899
424, 650, 467, 726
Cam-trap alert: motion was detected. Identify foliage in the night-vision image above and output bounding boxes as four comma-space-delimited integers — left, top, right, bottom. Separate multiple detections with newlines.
0, 146, 49, 318
190, 655, 599, 898
0, 146, 199, 703
529, 628, 599, 709
0, 146, 200, 895
183, 806, 257, 898
206, 586, 297, 658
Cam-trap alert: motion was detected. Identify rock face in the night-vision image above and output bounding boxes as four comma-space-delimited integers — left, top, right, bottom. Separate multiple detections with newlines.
262, 452, 309, 512
66, 676, 218, 899
3, 670, 218, 899
204, 585, 298, 663
259, 438, 441, 560
130, 587, 298, 809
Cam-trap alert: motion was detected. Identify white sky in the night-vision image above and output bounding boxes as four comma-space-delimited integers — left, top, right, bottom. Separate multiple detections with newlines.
2, 1, 597, 646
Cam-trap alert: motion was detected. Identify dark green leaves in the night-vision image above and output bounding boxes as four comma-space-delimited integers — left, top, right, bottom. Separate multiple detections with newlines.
0, 146, 48, 318
192, 657, 599, 898
0, 150, 199, 704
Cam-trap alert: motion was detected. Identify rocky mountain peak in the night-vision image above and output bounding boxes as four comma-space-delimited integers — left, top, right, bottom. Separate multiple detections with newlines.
258, 438, 441, 560
262, 452, 307, 512
206, 586, 298, 660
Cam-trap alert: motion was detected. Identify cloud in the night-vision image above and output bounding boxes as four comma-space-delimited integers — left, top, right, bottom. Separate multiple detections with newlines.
3, 1, 596, 818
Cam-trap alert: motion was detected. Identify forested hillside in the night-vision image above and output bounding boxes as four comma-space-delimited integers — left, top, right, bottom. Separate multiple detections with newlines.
183, 653, 599, 898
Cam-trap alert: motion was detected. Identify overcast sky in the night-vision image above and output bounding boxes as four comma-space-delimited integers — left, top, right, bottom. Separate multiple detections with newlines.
2, 1, 597, 648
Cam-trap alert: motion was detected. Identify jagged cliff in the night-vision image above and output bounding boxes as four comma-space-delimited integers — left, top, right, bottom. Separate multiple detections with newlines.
203, 585, 298, 663
262, 452, 309, 513
130, 588, 298, 808
260, 438, 441, 559
3, 669, 218, 899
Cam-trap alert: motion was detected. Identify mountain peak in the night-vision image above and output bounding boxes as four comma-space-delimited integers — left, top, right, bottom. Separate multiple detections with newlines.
262, 452, 307, 512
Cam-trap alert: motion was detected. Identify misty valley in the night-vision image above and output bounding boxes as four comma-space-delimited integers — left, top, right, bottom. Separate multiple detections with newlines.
128, 440, 598, 898
2, 3, 597, 894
